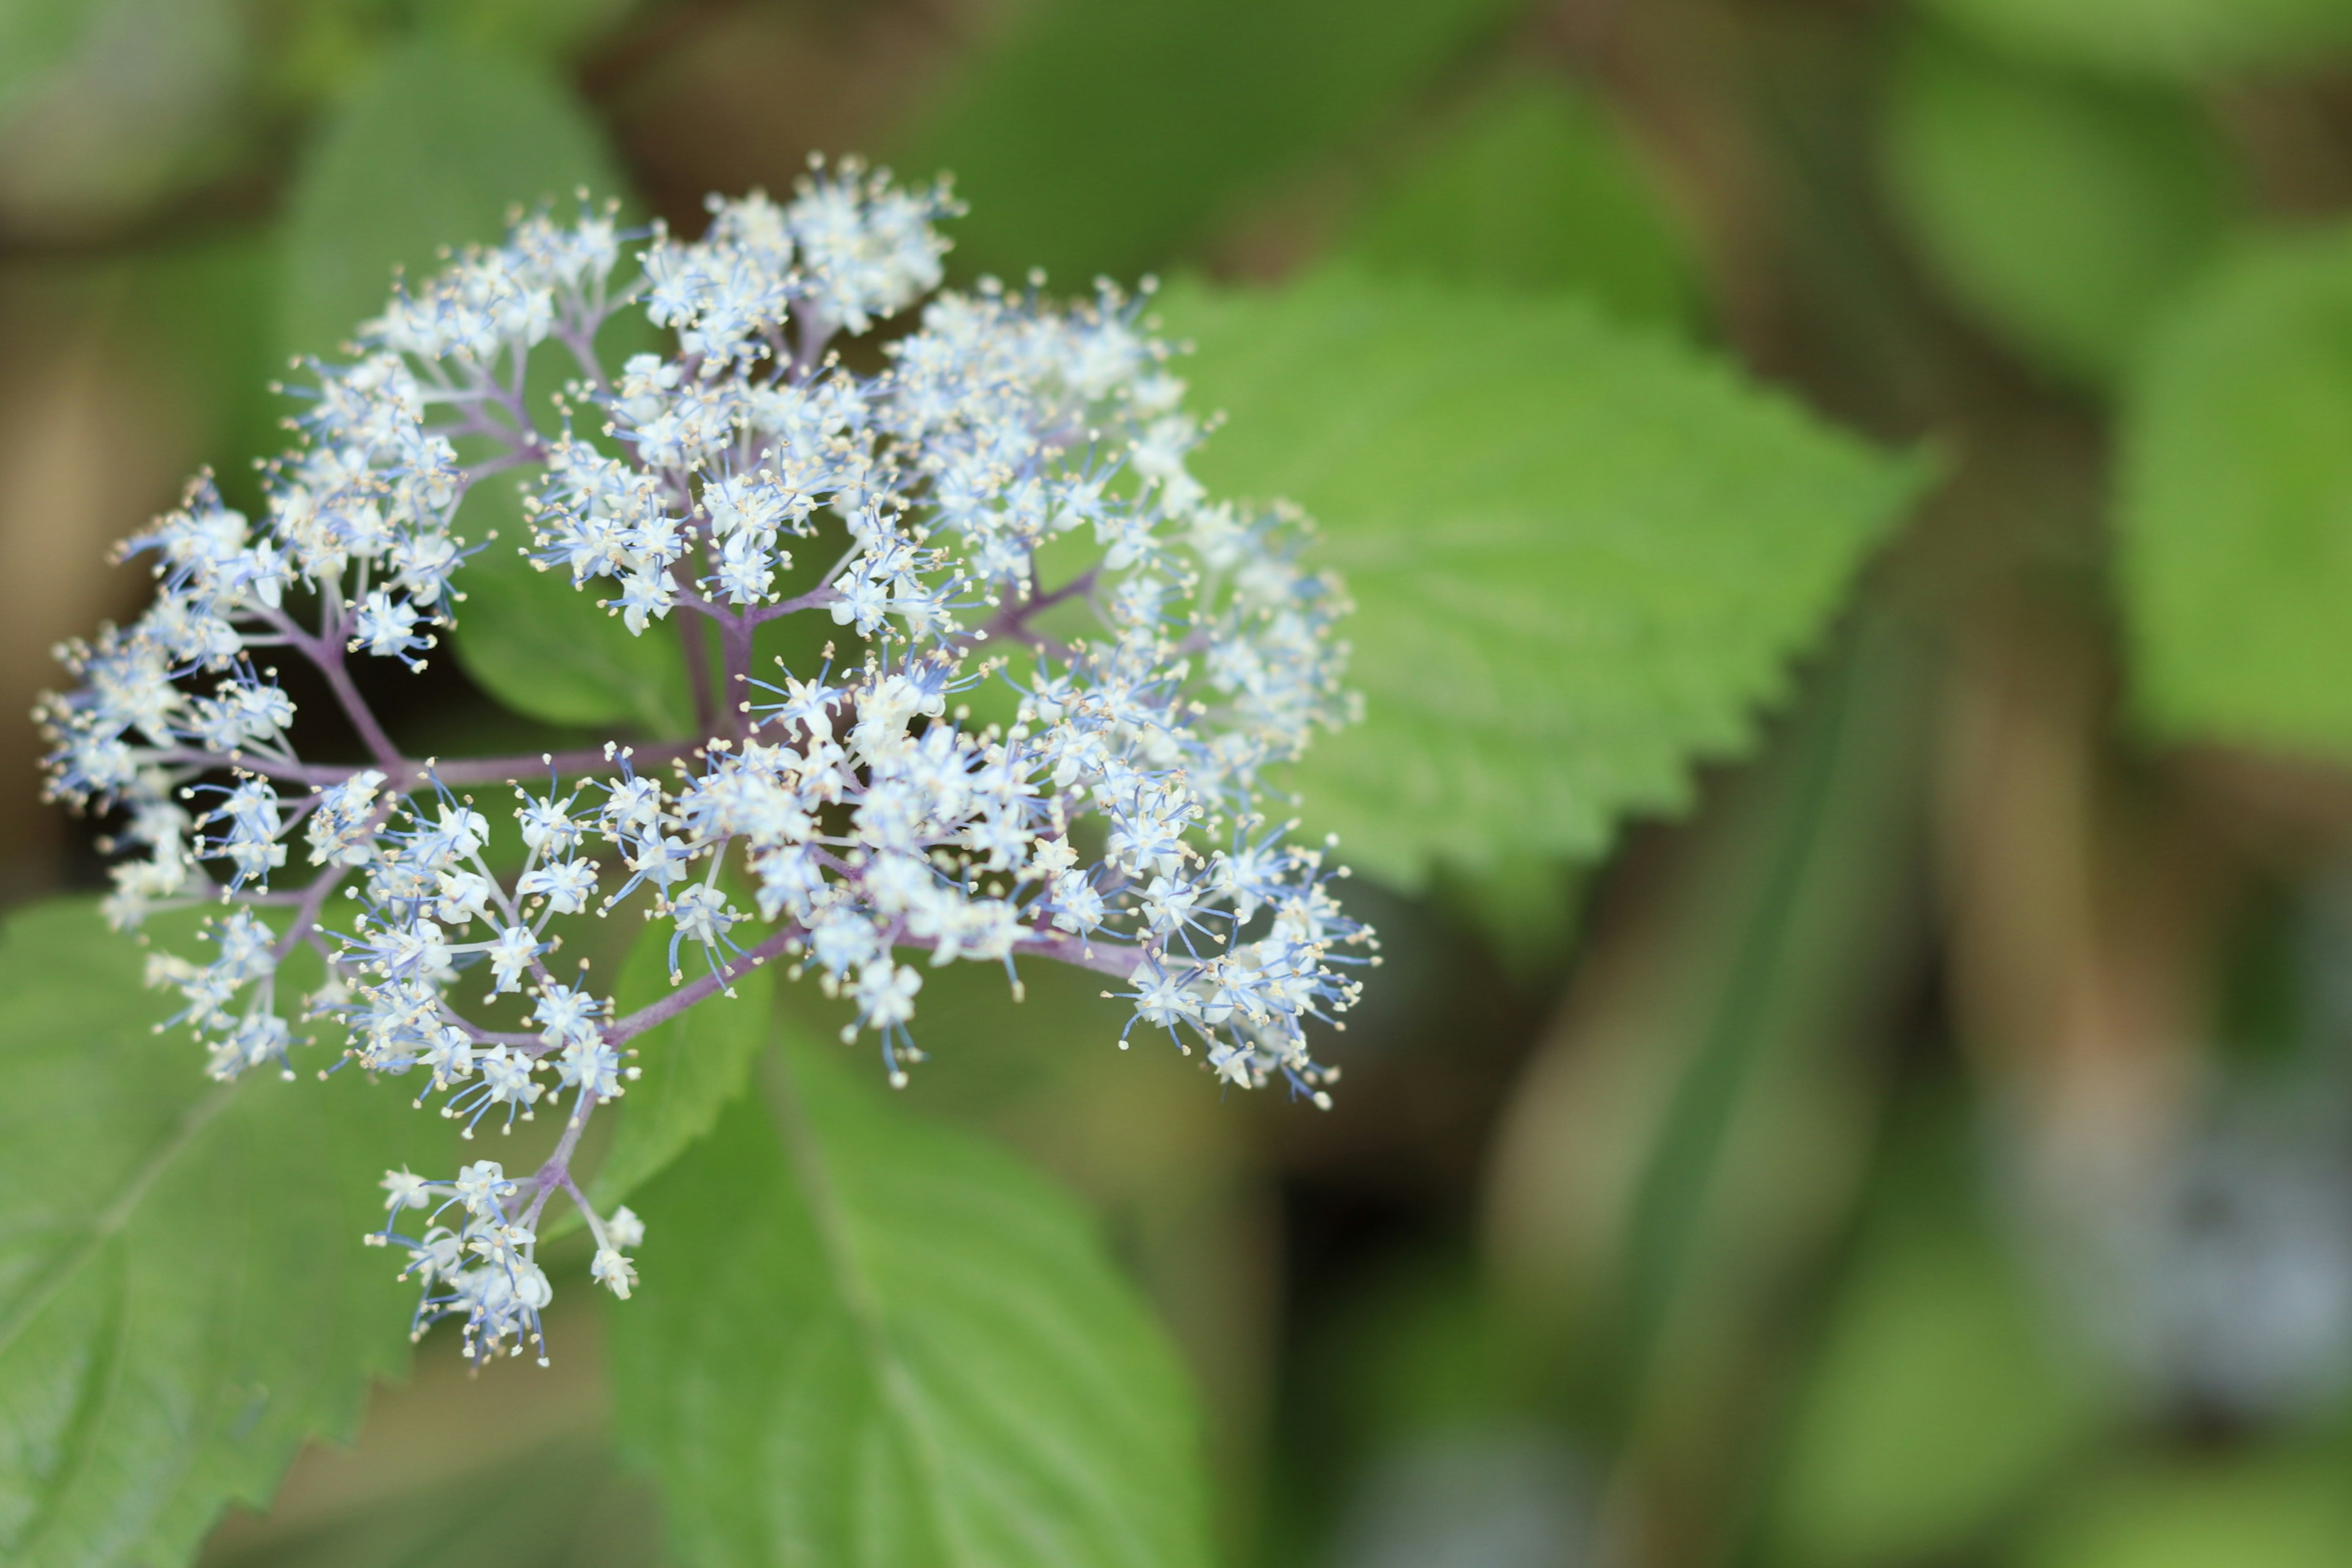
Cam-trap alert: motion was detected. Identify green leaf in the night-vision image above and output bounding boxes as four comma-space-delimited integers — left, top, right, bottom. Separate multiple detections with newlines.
1435, 853, 1586, 978
1921, 0, 2352, 80
900, 0, 1528, 282
445, 473, 693, 736
2116, 223, 2352, 759
2016, 1451, 2352, 1568
1336, 82, 1699, 941
412, 0, 641, 61
1880, 26, 2237, 388
0, 898, 452, 1568
0, 0, 105, 121
200, 1433, 662, 1568
0, 0, 246, 238
282, 37, 627, 358
129, 229, 286, 515
1159, 270, 1924, 891
609, 1042, 1217, 1568
1768, 1109, 2103, 1566
1345, 77, 1698, 334
282, 36, 690, 733
583, 911, 777, 1215
1482, 612, 1938, 1495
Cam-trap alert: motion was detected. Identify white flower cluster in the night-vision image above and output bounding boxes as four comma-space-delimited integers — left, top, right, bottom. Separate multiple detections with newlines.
369, 1161, 645, 1365
39, 158, 1371, 1364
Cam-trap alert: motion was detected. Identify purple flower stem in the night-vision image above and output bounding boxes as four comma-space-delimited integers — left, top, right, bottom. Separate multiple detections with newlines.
254, 607, 404, 769
720, 612, 755, 740
522, 1088, 600, 1226
149, 749, 364, 787
426, 742, 703, 786
1014, 929, 1145, 979
750, 584, 841, 624
272, 859, 356, 962
556, 325, 611, 391
677, 611, 718, 737
603, 922, 806, 1047
313, 647, 407, 769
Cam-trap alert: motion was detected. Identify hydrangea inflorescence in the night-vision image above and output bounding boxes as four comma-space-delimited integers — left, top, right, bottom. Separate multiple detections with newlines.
37, 159, 1370, 1365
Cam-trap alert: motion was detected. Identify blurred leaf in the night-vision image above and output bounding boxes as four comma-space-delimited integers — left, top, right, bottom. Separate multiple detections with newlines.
583, 908, 777, 1215
1331, 80, 1706, 1011
198, 1435, 659, 1568
776, 944, 1142, 1129
0, 0, 105, 121
2116, 223, 2352, 760
1282, 1280, 1591, 1568
262, 0, 639, 115
2016, 1450, 2352, 1568
283, 36, 689, 733
0, 899, 451, 1568
1324, 75, 1684, 956
1346, 77, 1698, 333
281, 35, 625, 357
767, 945, 1283, 1501
1768, 1110, 2103, 1567
1880, 27, 2236, 388
1437, 853, 1585, 979
0, 0, 249, 241
260, 1, 392, 110
1921, 0, 2352, 80
412, 0, 639, 61
609, 1042, 1216, 1568
262, 0, 637, 108
1322, 1427, 1587, 1568
903, 0, 1528, 282
130, 230, 285, 514
1481, 611, 1936, 1544
447, 474, 693, 735
1161, 271, 1925, 894
1292, 1255, 1530, 1486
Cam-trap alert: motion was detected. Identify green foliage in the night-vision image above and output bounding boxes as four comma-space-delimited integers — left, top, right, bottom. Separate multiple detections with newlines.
1483, 611, 1938, 1506
2116, 223, 2352, 759
902, 0, 1527, 282
1346, 77, 1697, 333
1337, 71, 1698, 946
0, 0, 247, 237
1769, 1115, 2104, 1566
447, 476, 694, 735
1921, 0, 2352, 80
129, 231, 285, 514
281, 36, 623, 356
410, 0, 641, 61
0, 899, 451, 1568
2015, 1450, 2352, 1568
1880, 26, 2237, 388
258, 0, 638, 116
1159, 270, 1924, 892
0, 0, 104, 121
282, 35, 688, 733
199, 1435, 658, 1568
608, 1043, 1216, 1568
1436, 853, 1587, 977
584, 914, 777, 1214
1300, 1257, 1529, 1459
1601, 619, 1935, 1413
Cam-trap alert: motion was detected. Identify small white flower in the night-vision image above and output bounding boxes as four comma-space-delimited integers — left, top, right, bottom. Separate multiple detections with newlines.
453, 1161, 514, 1216
381, 1168, 432, 1212
591, 1246, 638, 1299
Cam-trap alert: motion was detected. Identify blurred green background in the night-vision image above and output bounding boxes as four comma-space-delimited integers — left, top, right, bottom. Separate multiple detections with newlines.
7, 0, 2352, 1565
